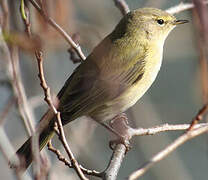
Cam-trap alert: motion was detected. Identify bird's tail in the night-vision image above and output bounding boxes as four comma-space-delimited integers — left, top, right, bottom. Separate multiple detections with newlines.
16, 126, 54, 169
15, 110, 55, 169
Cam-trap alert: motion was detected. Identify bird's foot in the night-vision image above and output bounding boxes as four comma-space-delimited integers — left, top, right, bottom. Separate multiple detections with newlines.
109, 137, 132, 153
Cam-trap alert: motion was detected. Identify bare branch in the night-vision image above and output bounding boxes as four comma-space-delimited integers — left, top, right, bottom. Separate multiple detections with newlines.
166, 0, 208, 14
188, 104, 208, 130
129, 122, 208, 137
128, 124, 208, 180
35, 51, 88, 180
27, 0, 86, 60
10, 46, 36, 135
47, 140, 101, 177
127, 102, 208, 179
103, 144, 126, 180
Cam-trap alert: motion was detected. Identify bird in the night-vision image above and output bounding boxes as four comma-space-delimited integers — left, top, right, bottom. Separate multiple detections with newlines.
15, 7, 188, 169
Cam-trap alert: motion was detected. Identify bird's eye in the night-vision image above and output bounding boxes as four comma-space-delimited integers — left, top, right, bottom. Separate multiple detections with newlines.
157, 19, 164, 25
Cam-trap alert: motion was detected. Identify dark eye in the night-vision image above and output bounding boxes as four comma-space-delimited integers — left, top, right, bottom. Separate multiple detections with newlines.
157, 19, 164, 25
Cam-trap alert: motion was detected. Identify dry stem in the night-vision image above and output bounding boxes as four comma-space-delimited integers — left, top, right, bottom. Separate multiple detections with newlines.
35, 51, 88, 180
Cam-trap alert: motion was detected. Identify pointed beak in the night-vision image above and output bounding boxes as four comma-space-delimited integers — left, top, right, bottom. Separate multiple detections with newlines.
173, 19, 189, 25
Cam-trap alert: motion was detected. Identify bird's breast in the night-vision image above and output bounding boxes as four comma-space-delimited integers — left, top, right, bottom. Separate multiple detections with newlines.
107, 50, 163, 114
91, 46, 163, 122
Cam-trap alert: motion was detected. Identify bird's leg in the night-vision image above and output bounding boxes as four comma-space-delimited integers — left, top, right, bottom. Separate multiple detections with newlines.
98, 121, 124, 138
109, 113, 132, 152
98, 113, 132, 152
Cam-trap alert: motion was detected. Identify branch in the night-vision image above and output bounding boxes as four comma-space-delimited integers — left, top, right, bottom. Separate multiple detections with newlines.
166, 0, 208, 14
128, 122, 208, 137
128, 124, 208, 179
18, 3, 47, 178
188, 103, 208, 130
103, 144, 126, 180
20, 2, 88, 179
10, 46, 36, 135
35, 51, 88, 180
27, 0, 86, 60
0, 18, 32, 179
47, 141, 101, 177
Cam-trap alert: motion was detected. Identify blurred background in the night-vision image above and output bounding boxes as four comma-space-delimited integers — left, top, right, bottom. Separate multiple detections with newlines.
0, 0, 208, 179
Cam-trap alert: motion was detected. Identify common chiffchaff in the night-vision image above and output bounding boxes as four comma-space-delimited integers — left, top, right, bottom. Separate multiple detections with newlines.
16, 8, 188, 168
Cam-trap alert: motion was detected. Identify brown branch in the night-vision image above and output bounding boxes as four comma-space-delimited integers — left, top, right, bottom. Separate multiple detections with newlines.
27, 0, 86, 60
188, 103, 208, 130
192, 0, 208, 103
54, 113, 89, 180
47, 140, 101, 177
19, 4, 45, 179
19, 2, 88, 179
35, 51, 88, 180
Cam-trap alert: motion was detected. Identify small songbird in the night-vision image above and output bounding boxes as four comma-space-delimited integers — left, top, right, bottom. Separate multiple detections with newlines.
16, 8, 188, 169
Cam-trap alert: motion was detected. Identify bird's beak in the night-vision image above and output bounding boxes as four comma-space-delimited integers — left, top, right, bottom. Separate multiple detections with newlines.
173, 20, 189, 25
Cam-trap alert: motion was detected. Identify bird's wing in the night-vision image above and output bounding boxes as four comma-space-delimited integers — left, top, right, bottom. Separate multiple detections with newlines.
57, 35, 146, 124
57, 53, 145, 125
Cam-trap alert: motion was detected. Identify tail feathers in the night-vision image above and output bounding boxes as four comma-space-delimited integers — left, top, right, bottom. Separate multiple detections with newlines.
16, 127, 54, 169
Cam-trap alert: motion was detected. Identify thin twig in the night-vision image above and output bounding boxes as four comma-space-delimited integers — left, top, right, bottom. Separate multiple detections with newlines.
128, 124, 208, 179
10, 46, 36, 135
188, 104, 208, 131
55, 113, 89, 180
68, 33, 83, 64
166, 0, 208, 14
129, 122, 208, 137
20, 2, 87, 178
19, 3, 43, 178
0, 14, 32, 178
47, 141, 101, 177
127, 103, 208, 179
27, 0, 86, 60
35, 51, 88, 180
